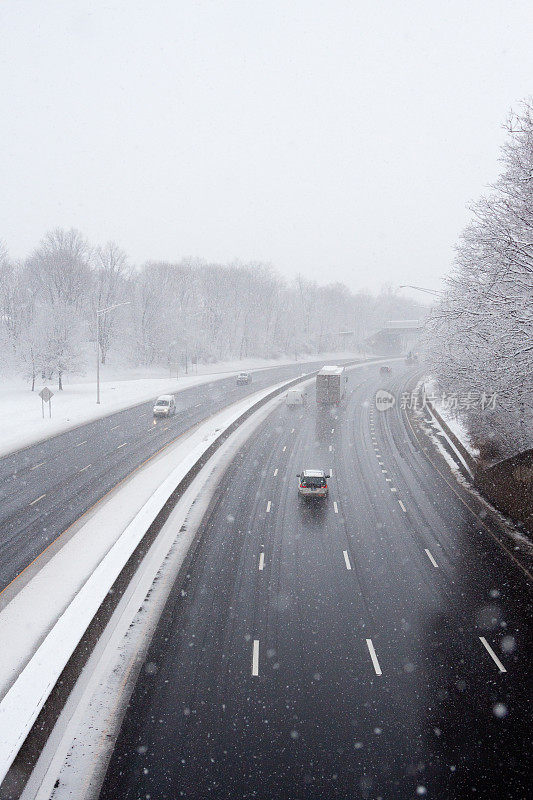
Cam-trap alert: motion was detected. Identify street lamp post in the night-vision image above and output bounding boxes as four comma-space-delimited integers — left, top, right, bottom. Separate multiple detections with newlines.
96, 301, 131, 404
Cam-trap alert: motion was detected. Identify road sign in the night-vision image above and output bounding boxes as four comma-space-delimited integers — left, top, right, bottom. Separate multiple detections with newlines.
39, 386, 54, 418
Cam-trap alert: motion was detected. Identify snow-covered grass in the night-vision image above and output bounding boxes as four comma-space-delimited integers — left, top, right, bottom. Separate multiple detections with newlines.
0, 352, 363, 458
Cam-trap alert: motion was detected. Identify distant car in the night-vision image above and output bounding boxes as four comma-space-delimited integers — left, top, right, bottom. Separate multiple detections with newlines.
380, 365, 392, 374
297, 469, 330, 500
153, 394, 176, 417
236, 372, 252, 385
286, 389, 307, 408
405, 352, 419, 365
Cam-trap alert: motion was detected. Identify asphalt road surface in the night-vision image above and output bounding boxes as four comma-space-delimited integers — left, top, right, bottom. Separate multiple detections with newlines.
0, 362, 333, 594
100, 364, 532, 799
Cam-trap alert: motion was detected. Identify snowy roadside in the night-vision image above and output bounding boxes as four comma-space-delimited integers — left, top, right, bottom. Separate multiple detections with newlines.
421, 377, 479, 459
410, 380, 533, 559
0, 351, 362, 458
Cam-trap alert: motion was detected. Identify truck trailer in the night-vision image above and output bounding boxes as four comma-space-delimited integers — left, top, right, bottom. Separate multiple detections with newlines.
316, 365, 347, 406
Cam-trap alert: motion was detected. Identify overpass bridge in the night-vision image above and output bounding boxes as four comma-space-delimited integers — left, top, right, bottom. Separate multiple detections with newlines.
365, 319, 423, 356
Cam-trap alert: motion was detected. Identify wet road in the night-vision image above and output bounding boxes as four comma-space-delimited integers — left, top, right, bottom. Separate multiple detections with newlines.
100, 364, 531, 799
0, 362, 332, 593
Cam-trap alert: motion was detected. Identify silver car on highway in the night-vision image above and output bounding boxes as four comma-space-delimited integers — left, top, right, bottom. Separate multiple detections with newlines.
297, 469, 330, 499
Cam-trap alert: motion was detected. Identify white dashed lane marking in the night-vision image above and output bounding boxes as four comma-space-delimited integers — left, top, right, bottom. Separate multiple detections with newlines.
273, 468, 278, 476
424, 549, 439, 568
343, 550, 352, 570
333, 501, 338, 514
398, 499, 407, 512
266, 501, 271, 513
258, 553, 265, 571
30, 462, 45, 470
117, 443, 127, 450
75, 440, 87, 447
479, 637, 507, 673
30, 494, 46, 506
79, 464, 91, 473
366, 639, 383, 675
252, 640, 260, 676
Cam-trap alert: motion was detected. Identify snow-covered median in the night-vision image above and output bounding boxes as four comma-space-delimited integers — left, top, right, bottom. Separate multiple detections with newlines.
0, 373, 312, 784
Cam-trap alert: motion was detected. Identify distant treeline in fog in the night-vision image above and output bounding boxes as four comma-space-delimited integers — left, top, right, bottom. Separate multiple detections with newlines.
0, 235, 424, 388
424, 100, 533, 458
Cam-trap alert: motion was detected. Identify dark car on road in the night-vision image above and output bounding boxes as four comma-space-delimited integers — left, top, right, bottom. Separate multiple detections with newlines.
236, 372, 252, 385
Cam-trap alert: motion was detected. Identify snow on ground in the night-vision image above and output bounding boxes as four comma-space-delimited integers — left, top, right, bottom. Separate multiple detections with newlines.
0, 352, 362, 458
421, 377, 480, 459
417, 414, 533, 555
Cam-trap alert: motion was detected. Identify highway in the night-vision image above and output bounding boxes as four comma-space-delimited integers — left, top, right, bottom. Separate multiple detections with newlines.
99, 364, 532, 799
0, 362, 330, 596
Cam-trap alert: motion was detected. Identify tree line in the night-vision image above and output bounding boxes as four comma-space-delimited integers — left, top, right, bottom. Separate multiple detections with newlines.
0, 234, 424, 389
424, 99, 533, 459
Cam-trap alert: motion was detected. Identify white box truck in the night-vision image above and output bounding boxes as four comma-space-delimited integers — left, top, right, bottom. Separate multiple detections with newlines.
316, 365, 347, 406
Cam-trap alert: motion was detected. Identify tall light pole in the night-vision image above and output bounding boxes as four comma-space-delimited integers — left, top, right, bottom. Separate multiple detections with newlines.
96, 302, 130, 404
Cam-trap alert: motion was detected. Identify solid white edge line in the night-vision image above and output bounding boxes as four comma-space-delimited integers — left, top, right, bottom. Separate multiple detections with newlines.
479, 637, 507, 673
424, 548, 439, 568
266, 500, 271, 513
252, 639, 259, 676
334, 501, 338, 514
398, 499, 406, 511
366, 638, 382, 675
258, 552, 265, 571
343, 550, 351, 570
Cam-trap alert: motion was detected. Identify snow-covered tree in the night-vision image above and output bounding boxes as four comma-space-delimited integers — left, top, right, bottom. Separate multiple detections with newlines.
425, 99, 533, 458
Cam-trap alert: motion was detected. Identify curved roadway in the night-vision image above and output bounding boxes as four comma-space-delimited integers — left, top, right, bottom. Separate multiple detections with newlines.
99, 363, 531, 799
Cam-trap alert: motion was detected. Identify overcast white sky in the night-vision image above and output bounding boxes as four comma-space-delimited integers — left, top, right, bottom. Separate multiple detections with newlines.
1, 1, 532, 294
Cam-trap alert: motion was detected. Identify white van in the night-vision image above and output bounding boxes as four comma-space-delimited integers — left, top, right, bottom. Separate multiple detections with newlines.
153, 394, 176, 417
286, 389, 306, 408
